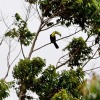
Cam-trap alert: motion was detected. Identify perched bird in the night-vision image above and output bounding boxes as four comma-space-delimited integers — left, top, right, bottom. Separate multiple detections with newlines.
50, 31, 61, 49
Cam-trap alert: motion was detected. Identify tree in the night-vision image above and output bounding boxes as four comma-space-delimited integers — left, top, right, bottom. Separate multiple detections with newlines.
0, 0, 100, 100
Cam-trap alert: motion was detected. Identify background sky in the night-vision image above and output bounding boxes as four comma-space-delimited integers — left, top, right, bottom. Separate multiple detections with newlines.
0, 0, 67, 99
0, 0, 100, 100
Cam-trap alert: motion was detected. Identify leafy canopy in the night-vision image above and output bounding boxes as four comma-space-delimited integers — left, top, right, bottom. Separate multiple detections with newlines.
39, 0, 100, 30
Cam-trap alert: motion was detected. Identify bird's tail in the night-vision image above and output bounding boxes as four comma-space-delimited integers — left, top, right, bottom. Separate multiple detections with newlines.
54, 42, 59, 49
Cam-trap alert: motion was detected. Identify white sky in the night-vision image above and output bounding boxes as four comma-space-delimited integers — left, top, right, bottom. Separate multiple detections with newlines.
0, 0, 100, 100
0, 0, 67, 99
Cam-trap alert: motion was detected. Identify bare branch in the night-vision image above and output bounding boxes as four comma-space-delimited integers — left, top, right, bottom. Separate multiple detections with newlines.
1, 13, 10, 29
28, 22, 43, 59
32, 29, 81, 53
4, 49, 21, 80
56, 54, 68, 67
0, 36, 4, 45
1, 12, 15, 30
4, 39, 11, 80
20, 42, 26, 59
82, 49, 98, 68
7, 39, 12, 69
35, 2, 43, 22
56, 57, 70, 69
25, 4, 32, 22
84, 66, 100, 72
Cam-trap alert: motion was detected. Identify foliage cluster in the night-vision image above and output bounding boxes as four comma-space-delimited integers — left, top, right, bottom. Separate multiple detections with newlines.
40, 0, 100, 30
13, 60, 84, 99
52, 89, 79, 100
5, 13, 35, 46
0, 79, 12, 100
63, 37, 92, 67
13, 57, 45, 87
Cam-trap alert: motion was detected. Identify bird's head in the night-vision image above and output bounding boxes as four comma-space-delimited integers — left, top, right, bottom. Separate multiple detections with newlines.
55, 31, 61, 37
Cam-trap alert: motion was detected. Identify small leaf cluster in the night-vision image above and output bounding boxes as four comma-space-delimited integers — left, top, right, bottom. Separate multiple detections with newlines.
63, 37, 92, 67
52, 89, 79, 100
51, 89, 68, 100
0, 79, 12, 100
13, 57, 46, 89
93, 28, 100, 44
5, 13, 35, 46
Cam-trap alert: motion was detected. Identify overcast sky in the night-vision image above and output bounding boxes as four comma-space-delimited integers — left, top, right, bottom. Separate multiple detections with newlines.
0, 0, 67, 99
0, 0, 100, 100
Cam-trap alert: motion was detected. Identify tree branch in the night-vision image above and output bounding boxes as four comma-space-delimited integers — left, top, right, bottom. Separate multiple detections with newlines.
82, 49, 98, 68
0, 36, 4, 45
32, 29, 81, 53
4, 49, 21, 80
20, 42, 25, 59
28, 22, 43, 59
84, 66, 100, 72
56, 54, 68, 67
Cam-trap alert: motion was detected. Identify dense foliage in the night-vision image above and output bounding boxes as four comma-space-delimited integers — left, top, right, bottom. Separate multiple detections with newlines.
13, 63, 84, 100
40, 0, 100, 29
13, 57, 45, 99
63, 37, 92, 67
1, 0, 100, 100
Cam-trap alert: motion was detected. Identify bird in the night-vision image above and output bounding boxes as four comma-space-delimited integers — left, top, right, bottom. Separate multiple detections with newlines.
50, 31, 61, 49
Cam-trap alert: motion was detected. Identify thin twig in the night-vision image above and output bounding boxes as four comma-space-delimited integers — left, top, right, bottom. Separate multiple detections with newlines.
84, 66, 100, 72
36, 2, 43, 22
4, 49, 21, 80
82, 49, 98, 68
1, 12, 15, 31
25, 4, 32, 22
56, 54, 68, 67
0, 36, 4, 45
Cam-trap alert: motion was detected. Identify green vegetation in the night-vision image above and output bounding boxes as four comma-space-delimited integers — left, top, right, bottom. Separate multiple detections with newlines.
1, 0, 100, 100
